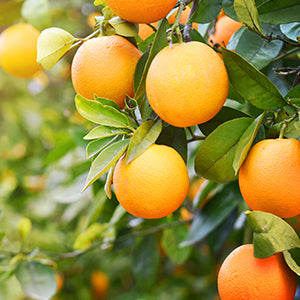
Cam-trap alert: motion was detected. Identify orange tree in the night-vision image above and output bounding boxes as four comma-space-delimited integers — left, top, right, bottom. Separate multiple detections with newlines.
0, 0, 300, 299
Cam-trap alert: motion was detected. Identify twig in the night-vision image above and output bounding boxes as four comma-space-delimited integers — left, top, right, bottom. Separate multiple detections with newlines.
183, 0, 199, 42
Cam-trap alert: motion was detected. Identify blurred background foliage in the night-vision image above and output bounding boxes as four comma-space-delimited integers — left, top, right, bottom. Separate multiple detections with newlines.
0, 0, 300, 299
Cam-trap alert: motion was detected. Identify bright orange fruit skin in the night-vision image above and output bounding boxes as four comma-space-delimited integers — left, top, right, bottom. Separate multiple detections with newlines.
218, 244, 297, 300
91, 271, 109, 299
113, 144, 190, 219
146, 41, 229, 127
209, 15, 242, 47
0, 23, 41, 78
239, 138, 300, 219
71, 35, 141, 108
105, 0, 177, 24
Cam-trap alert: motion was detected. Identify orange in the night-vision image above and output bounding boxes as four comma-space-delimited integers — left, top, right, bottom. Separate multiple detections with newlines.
55, 274, 64, 293
105, 0, 177, 24
87, 12, 102, 28
71, 35, 141, 108
217, 244, 297, 300
138, 22, 159, 40
209, 15, 242, 47
238, 138, 300, 219
113, 144, 190, 219
146, 41, 229, 127
168, 6, 198, 30
91, 271, 109, 299
0, 23, 41, 78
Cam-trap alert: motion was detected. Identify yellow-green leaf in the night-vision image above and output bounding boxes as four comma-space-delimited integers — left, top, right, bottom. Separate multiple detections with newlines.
37, 27, 78, 70
109, 16, 139, 37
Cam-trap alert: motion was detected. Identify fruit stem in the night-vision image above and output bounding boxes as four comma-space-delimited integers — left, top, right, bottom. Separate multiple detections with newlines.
278, 112, 298, 139
183, 0, 199, 42
166, 0, 186, 46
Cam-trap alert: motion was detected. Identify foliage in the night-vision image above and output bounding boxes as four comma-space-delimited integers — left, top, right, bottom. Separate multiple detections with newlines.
0, 0, 300, 299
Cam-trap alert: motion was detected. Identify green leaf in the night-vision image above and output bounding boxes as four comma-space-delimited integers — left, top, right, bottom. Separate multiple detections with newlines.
134, 18, 169, 101
95, 96, 121, 111
75, 95, 134, 129
195, 117, 253, 182
231, 25, 283, 69
84, 126, 130, 140
222, 0, 239, 21
258, 0, 300, 24
285, 85, 300, 105
234, 0, 262, 33
193, 181, 220, 209
109, 16, 139, 37
222, 48, 286, 110
280, 23, 300, 42
161, 224, 192, 264
134, 51, 149, 93
283, 250, 300, 276
17, 217, 32, 241
245, 210, 300, 258
37, 27, 77, 70
83, 139, 130, 191
94, 0, 106, 6
156, 125, 187, 163
233, 112, 265, 174
199, 106, 251, 136
104, 166, 114, 199
15, 261, 56, 300
125, 119, 162, 163
285, 117, 300, 140
132, 235, 160, 290
86, 136, 119, 159
181, 182, 241, 246
109, 205, 126, 225
190, 0, 222, 24
21, 0, 51, 30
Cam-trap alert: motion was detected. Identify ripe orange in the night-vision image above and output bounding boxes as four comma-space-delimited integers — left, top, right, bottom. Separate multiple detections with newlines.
71, 35, 141, 108
209, 15, 242, 47
238, 138, 300, 218
0, 23, 41, 78
91, 270, 109, 299
55, 274, 64, 293
87, 12, 102, 28
138, 22, 159, 40
217, 244, 297, 300
105, 0, 177, 24
168, 6, 198, 30
146, 41, 229, 127
113, 144, 190, 219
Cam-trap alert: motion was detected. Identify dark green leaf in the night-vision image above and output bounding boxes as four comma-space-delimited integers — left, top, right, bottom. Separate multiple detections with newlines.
83, 139, 130, 191
134, 51, 149, 93
195, 117, 253, 182
283, 250, 300, 276
233, 112, 265, 174
181, 182, 241, 246
190, 0, 222, 24
156, 125, 187, 163
15, 261, 56, 300
258, 0, 300, 24
280, 23, 300, 42
207, 208, 238, 253
190, 28, 206, 43
86, 136, 118, 159
233, 25, 283, 69
75, 95, 135, 130
161, 224, 192, 264
199, 106, 251, 136
193, 181, 220, 209
234, 0, 262, 33
134, 19, 169, 101
222, 48, 286, 110
84, 126, 130, 140
125, 119, 162, 163
222, 0, 239, 21
132, 235, 160, 290
246, 210, 300, 258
